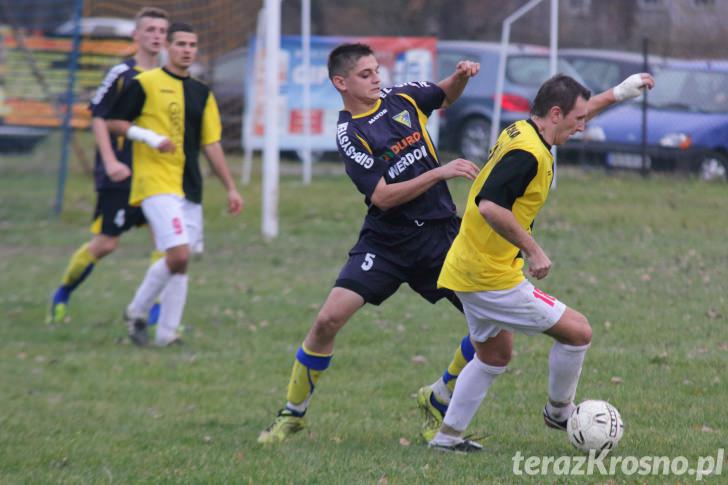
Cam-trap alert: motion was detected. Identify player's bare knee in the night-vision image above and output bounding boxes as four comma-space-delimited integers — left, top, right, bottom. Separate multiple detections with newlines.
569, 314, 592, 346
167, 258, 188, 273
165, 248, 189, 274
89, 237, 118, 258
478, 348, 511, 367
576, 321, 592, 346
313, 311, 346, 339
96, 241, 117, 257
552, 309, 591, 346
474, 334, 512, 367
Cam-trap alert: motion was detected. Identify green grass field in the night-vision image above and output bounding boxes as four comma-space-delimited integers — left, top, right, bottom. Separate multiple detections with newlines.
1, 137, 726, 483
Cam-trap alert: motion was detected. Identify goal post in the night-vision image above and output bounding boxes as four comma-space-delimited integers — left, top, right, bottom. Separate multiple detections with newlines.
261, 0, 281, 240
491, 0, 560, 187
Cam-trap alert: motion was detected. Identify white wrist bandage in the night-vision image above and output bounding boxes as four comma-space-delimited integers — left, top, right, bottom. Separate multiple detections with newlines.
613, 74, 646, 102
127, 125, 167, 149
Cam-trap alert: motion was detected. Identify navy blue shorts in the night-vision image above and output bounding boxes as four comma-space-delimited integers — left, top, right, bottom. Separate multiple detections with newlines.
90, 190, 146, 237
335, 217, 463, 311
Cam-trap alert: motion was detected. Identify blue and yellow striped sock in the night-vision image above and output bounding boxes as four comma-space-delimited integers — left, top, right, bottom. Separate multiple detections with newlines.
285, 345, 333, 415
60, 243, 98, 296
443, 335, 475, 395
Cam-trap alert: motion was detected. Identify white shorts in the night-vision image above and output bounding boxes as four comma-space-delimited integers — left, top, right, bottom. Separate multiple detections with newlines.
183, 200, 204, 254
456, 280, 567, 342
141, 195, 204, 252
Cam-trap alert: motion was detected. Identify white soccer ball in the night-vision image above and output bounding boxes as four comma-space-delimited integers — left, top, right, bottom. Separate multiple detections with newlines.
567, 400, 624, 453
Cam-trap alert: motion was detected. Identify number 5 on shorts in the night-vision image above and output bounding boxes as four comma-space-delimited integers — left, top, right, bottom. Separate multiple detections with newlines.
361, 253, 376, 271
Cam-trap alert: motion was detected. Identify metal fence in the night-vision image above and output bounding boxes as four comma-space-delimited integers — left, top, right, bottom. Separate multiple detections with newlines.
1, 0, 726, 225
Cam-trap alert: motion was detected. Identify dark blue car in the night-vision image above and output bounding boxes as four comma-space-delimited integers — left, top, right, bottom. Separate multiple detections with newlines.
563, 61, 728, 181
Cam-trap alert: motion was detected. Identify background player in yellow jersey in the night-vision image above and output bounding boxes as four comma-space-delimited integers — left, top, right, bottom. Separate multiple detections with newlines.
107, 22, 243, 347
47, 7, 169, 324
428, 72, 655, 452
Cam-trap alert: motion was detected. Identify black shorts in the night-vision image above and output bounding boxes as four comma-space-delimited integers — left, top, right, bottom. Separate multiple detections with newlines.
335, 217, 463, 312
90, 190, 146, 237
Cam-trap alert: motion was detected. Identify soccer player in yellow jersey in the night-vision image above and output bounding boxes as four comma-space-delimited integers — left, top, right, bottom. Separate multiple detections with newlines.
46, 7, 169, 324
107, 22, 243, 347
428, 72, 655, 452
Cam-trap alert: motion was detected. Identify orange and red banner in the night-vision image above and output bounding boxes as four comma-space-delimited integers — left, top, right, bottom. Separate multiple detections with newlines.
0, 27, 134, 129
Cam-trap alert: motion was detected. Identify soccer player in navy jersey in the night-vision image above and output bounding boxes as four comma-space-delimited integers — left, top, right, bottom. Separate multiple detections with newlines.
428, 73, 654, 453
259, 43, 483, 444
47, 7, 169, 324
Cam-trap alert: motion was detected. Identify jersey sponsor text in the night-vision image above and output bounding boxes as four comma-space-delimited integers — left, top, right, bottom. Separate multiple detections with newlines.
368, 109, 388, 125
387, 145, 427, 179
391, 131, 422, 154
337, 123, 374, 169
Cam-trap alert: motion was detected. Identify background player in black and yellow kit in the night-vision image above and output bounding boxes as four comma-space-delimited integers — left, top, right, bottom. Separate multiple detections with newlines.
428, 73, 655, 452
107, 22, 243, 347
47, 7, 169, 324
259, 43, 482, 444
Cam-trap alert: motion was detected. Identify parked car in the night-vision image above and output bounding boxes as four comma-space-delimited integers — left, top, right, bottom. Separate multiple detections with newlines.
437, 41, 587, 162
0, 124, 50, 152
558, 48, 668, 93
561, 61, 728, 181
54, 17, 135, 38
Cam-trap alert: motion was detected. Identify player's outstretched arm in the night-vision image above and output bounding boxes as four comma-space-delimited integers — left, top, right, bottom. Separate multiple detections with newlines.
479, 200, 551, 280
370, 158, 480, 211
586, 73, 655, 121
203, 141, 243, 215
92, 117, 130, 182
437, 60, 480, 109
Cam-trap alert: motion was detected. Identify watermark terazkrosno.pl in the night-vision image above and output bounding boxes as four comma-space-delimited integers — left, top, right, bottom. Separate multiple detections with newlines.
513, 449, 724, 481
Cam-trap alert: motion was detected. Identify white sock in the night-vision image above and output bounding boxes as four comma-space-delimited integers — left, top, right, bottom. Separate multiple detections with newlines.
442, 356, 506, 433
285, 397, 310, 415
429, 431, 462, 445
156, 280, 172, 326
127, 259, 172, 318
547, 341, 590, 418
431, 377, 451, 404
155, 273, 188, 342
158, 283, 170, 310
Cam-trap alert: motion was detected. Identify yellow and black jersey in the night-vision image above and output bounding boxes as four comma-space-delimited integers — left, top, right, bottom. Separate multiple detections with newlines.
109, 67, 221, 205
438, 119, 554, 292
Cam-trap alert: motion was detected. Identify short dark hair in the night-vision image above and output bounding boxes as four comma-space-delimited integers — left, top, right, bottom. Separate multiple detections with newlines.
167, 22, 195, 42
135, 6, 169, 25
327, 43, 374, 80
531, 74, 591, 117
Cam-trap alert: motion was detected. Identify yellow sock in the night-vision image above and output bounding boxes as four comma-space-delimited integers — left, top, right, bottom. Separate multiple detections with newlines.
149, 249, 165, 266
286, 345, 333, 407
61, 243, 98, 288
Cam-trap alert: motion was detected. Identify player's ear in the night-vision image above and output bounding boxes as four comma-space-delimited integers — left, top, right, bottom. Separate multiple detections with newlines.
331, 75, 347, 92
549, 105, 563, 123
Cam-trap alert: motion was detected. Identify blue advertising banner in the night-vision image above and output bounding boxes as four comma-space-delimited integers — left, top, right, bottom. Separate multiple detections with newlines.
243, 35, 437, 152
